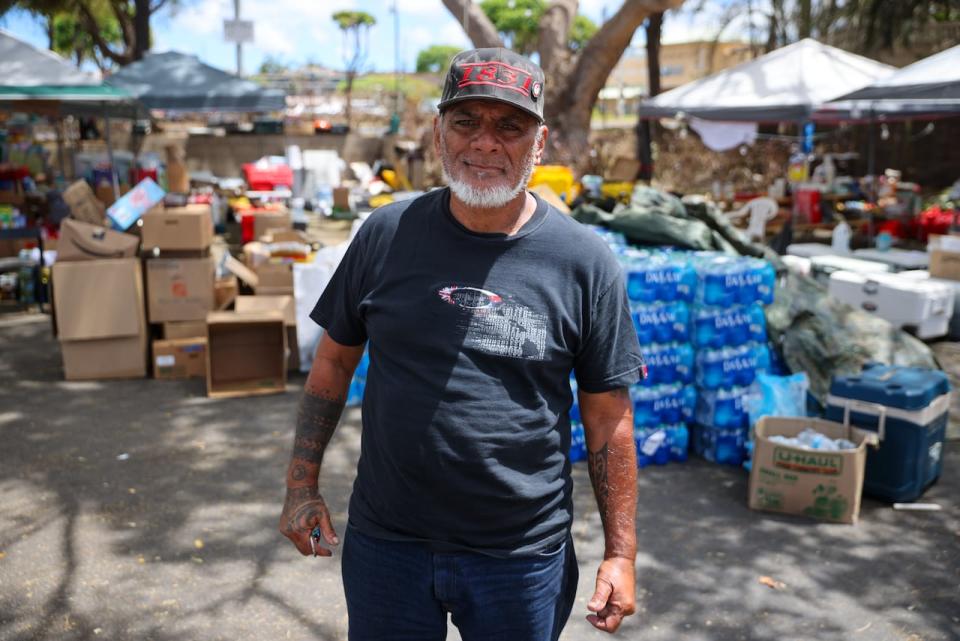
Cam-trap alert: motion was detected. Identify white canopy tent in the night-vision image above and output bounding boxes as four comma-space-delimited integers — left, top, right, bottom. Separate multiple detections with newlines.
818, 44, 960, 120
638, 39, 895, 122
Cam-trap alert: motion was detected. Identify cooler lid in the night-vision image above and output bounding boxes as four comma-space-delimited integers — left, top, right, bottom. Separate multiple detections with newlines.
829, 363, 950, 411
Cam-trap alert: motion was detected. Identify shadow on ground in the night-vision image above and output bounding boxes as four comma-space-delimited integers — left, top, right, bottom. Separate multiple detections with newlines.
0, 314, 957, 641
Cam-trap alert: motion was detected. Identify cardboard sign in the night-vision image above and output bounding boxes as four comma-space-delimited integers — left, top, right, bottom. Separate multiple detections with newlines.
106, 177, 165, 230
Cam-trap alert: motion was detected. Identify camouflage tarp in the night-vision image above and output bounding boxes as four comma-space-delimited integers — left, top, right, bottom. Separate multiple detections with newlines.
572, 185, 939, 403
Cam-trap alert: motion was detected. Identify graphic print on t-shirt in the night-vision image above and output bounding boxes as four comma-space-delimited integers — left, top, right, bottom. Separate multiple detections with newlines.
437, 284, 548, 361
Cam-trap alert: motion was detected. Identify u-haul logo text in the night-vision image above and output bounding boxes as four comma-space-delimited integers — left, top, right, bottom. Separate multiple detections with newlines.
773, 447, 843, 475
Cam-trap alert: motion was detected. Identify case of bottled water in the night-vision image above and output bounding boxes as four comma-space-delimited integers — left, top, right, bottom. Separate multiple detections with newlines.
632, 301, 691, 344
692, 304, 766, 349
631, 383, 697, 427
692, 255, 775, 307
695, 343, 771, 389
638, 342, 694, 386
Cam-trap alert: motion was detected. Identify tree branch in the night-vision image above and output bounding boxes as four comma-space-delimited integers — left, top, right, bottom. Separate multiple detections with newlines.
150, 0, 170, 13
569, 0, 684, 111
537, 0, 578, 76
77, 0, 131, 65
440, 0, 503, 49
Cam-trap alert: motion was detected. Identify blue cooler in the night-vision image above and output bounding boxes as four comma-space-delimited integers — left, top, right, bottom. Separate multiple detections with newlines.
825, 364, 950, 502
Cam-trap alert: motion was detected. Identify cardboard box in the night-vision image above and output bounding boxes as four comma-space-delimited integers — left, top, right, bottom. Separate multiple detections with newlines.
145, 256, 216, 322
153, 337, 207, 379
253, 210, 291, 241
141, 205, 214, 251
748, 417, 878, 524
333, 187, 351, 211
206, 310, 286, 398
235, 294, 298, 370
62, 180, 107, 226
106, 177, 165, 230
57, 219, 140, 262
927, 235, 960, 281
163, 320, 207, 339
215, 275, 238, 310
254, 262, 293, 295
52, 258, 147, 379
165, 145, 190, 193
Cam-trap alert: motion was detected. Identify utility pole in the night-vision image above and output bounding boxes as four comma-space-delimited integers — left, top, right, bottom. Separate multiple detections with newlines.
234, 0, 242, 77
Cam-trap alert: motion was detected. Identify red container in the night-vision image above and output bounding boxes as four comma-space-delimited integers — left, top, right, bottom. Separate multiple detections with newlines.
794, 188, 822, 224
130, 167, 159, 185
240, 212, 256, 244
242, 163, 293, 191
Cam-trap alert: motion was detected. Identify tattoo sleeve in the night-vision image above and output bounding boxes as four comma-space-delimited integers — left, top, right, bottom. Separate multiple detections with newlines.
588, 443, 611, 523
286, 389, 345, 488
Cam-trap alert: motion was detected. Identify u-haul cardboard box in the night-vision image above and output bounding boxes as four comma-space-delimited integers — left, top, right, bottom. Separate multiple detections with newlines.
748, 417, 878, 524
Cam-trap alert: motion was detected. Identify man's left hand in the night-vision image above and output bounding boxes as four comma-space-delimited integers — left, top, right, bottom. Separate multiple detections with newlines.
586, 556, 636, 633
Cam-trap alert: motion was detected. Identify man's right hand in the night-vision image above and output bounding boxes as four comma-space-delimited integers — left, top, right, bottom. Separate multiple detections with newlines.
278, 486, 340, 557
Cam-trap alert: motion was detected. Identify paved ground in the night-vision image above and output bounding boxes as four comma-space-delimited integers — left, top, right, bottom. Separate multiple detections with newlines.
1, 313, 958, 641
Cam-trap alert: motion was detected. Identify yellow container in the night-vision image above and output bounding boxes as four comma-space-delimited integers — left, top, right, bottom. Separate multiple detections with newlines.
529, 165, 576, 202
601, 181, 635, 203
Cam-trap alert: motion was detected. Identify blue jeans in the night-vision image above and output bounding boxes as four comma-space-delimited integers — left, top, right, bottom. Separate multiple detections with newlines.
341, 524, 579, 641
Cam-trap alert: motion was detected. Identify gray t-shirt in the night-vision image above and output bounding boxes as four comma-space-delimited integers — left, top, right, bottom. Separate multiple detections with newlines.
311, 188, 644, 557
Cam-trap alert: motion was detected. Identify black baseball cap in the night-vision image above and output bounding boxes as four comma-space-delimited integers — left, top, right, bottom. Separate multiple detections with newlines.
438, 48, 545, 123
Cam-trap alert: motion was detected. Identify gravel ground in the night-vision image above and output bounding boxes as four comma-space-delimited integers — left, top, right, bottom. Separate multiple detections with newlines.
1, 313, 958, 641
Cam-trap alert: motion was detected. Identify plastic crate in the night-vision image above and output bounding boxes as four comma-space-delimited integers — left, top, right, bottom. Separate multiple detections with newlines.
825, 364, 950, 502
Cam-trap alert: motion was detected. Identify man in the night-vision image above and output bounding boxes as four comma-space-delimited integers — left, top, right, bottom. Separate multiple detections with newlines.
279, 48, 645, 640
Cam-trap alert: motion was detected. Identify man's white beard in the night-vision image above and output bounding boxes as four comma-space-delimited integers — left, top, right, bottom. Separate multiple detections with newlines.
441, 132, 540, 209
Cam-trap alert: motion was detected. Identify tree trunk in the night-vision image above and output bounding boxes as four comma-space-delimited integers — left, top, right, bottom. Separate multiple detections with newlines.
439, 0, 503, 48
45, 14, 54, 50
134, 0, 151, 61
345, 71, 354, 128
537, 0, 577, 77
636, 11, 663, 181
798, 0, 812, 39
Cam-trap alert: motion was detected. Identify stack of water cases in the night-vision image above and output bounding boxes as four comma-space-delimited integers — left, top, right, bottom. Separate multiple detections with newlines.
625, 248, 698, 467
690, 254, 775, 464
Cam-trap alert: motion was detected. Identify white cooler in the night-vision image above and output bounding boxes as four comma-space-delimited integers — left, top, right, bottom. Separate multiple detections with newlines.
810, 254, 892, 285
852, 248, 930, 272
828, 270, 954, 339
899, 270, 960, 339
787, 243, 842, 258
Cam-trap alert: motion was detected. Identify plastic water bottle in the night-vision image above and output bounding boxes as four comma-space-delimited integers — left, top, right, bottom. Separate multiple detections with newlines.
693, 423, 747, 465
635, 427, 669, 467
695, 344, 771, 389
632, 301, 691, 344
638, 342, 694, 386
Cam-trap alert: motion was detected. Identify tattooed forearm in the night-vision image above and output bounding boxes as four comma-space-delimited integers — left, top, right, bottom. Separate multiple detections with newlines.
287, 390, 345, 486
588, 442, 611, 525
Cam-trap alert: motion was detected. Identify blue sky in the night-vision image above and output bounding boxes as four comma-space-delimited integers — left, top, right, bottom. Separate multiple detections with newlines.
1, 0, 730, 75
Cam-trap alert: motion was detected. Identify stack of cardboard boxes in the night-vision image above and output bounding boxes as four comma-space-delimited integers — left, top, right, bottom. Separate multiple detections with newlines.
142, 205, 216, 381
50, 198, 302, 397
53, 220, 146, 379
